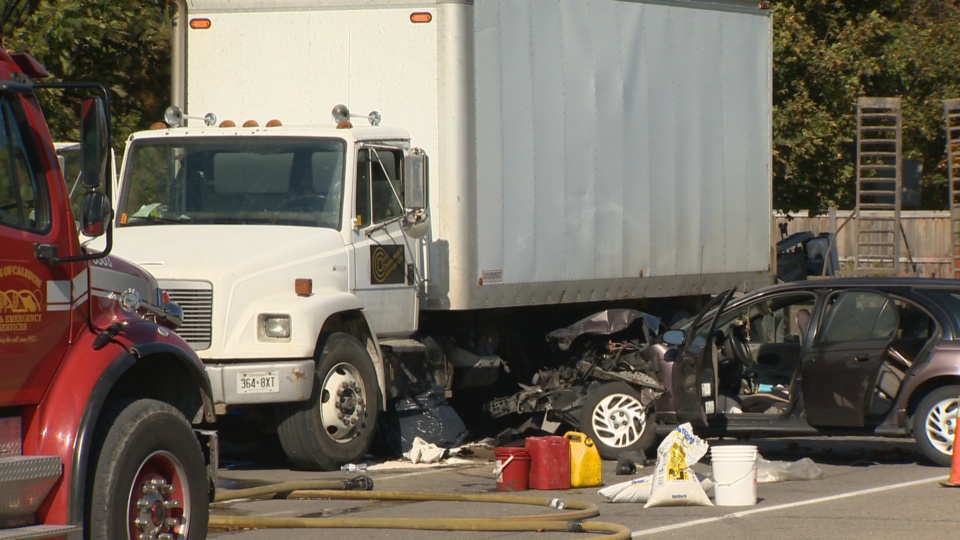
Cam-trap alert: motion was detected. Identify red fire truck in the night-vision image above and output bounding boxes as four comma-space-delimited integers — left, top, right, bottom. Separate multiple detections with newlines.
0, 50, 215, 539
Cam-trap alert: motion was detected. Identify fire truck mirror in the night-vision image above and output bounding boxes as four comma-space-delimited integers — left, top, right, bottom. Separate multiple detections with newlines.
79, 191, 111, 237
79, 96, 108, 189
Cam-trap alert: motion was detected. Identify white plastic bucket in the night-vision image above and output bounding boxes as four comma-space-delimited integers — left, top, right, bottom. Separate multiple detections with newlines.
710, 445, 758, 506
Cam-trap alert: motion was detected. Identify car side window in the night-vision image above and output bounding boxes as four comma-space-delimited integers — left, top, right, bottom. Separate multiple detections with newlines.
742, 293, 817, 346
818, 291, 899, 343
0, 98, 49, 232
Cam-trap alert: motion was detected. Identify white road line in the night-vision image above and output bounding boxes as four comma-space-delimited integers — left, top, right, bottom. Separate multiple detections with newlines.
631, 475, 945, 537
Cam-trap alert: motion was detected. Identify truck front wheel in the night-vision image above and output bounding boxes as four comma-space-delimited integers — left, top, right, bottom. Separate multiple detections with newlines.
87, 398, 208, 540
277, 332, 381, 470
579, 382, 657, 460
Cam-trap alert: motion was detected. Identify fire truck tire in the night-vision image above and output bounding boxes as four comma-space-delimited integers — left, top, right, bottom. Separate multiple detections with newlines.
277, 332, 381, 471
87, 398, 208, 540
579, 382, 657, 460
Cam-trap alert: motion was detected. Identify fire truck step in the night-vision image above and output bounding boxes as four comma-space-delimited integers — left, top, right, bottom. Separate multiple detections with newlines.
0, 457, 62, 528
0, 525, 82, 540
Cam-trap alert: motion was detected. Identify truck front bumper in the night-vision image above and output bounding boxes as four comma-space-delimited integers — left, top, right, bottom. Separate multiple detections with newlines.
206, 360, 315, 412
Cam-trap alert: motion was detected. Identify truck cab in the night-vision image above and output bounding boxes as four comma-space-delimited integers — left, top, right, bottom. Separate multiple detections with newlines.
109, 110, 428, 470
0, 50, 215, 539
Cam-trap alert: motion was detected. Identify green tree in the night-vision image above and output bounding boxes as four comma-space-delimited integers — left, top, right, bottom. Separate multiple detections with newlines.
773, 0, 960, 214
3, 0, 170, 153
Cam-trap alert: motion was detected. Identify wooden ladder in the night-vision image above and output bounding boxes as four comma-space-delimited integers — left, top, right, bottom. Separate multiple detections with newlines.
854, 97, 902, 276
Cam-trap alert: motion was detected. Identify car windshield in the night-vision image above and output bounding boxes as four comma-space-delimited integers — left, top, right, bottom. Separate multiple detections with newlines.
116, 137, 345, 229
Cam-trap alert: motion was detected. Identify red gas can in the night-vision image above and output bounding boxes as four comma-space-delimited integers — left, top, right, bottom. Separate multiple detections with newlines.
525, 436, 571, 490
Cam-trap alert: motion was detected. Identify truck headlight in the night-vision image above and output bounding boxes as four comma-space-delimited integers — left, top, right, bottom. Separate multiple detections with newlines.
258, 314, 291, 341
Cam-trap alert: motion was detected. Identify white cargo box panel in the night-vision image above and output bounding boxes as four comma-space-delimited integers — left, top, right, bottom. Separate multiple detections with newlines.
182, 0, 773, 311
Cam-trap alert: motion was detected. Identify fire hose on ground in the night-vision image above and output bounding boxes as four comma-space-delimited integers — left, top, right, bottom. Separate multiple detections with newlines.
209, 476, 632, 539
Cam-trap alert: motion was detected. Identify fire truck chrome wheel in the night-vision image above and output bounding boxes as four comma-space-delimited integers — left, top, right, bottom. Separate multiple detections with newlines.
580, 382, 657, 460
88, 399, 208, 540
320, 361, 367, 440
277, 332, 381, 471
128, 451, 189, 540
914, 386, 960, 467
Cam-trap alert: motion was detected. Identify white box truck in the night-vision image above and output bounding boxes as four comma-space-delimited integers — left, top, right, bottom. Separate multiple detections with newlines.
108, 0, 774, 468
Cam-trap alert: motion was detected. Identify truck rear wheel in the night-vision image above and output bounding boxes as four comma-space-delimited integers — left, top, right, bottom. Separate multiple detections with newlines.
87, 398, 208, 540
277, 332, 381, 470
579, 382, 657, 460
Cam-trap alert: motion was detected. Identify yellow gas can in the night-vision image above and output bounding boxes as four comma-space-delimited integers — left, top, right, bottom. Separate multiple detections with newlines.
565, 431, 602, 488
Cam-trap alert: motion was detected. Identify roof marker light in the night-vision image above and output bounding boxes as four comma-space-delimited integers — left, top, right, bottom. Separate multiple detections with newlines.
410, 12, 432, 23
266, 119, 283, 127
190, 18, 212, 29
219, 119, 236, 127
243, 119, 259, 127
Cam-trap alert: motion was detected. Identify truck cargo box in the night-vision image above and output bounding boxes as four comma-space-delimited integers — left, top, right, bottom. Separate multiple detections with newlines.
180, 0, 774, 310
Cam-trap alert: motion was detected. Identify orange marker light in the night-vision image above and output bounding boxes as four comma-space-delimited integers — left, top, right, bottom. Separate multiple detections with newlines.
295, 279, 313, 296
190, 18, 212, 29
219, 119, 236, 127
410, 12, 432, 23
242, 119, 259, 127
266, 119, 283, 127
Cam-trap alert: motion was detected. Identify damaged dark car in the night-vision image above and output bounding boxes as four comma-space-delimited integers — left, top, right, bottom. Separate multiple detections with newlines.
488, 278, 960, 466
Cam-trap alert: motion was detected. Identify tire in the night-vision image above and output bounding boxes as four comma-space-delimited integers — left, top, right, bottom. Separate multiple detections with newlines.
579, 382, 657, 460
913, 385, 960, 467
87, 399, 208, 540
277, 332, 381, 470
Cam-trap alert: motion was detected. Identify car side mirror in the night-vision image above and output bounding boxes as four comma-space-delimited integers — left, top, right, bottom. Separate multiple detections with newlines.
79, 191, 111, 237
661, 329, 686, 346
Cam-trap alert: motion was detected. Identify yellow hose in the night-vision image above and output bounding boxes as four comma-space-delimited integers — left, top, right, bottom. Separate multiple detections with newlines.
210, 479, 631, 539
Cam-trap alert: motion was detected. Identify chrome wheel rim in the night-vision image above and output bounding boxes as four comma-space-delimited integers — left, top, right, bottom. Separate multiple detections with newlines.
319, 361, 367, 442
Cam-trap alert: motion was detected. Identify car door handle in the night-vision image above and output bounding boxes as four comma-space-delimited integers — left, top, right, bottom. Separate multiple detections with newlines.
855, 354, 871, 362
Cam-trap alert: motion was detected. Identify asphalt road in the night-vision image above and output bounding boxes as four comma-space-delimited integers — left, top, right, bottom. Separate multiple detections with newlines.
208, 435, 960, 540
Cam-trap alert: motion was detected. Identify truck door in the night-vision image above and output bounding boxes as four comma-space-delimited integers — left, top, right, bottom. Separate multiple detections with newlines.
801, 290, 897, 426
672, 289, 736, 426
0, 95, 74, 407
351, 146, 419, 336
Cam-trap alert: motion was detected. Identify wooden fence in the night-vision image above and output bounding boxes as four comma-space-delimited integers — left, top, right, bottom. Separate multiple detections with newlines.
778, 210, 955, 279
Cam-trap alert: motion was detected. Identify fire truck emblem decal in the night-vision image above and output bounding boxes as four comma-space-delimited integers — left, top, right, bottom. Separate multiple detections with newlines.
0, 265, 43, 336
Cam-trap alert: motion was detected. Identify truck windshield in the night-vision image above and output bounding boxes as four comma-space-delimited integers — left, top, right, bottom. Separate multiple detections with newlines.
117, 137, 345, 229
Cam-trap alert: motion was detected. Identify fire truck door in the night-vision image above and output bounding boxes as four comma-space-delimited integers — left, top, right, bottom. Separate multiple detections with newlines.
0, 95, 74, 407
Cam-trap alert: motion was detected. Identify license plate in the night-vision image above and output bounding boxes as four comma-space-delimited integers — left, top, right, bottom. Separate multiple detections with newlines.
237, 371, 280, 394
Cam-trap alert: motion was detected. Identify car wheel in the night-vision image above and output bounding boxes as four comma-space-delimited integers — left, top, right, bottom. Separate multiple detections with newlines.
277, 332, 381, 470
87, 399, 208, 540
579, 382, 657, 460
913, 385, 960, 467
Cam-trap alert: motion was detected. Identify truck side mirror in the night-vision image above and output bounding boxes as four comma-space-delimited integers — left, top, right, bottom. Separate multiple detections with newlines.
404, 150, 428, 210
79, 191, 111, 237
80, 96, 108, 189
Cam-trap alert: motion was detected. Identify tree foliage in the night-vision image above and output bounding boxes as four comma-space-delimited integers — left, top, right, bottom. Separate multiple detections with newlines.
2, 0, 170, 153
773, 0, 960, 213
3, 0, 960, 214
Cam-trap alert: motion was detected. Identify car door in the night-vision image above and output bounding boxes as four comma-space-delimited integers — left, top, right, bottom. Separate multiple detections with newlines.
672, 288, 737, 426
351, 145, 419, 336
800, 289, 899, 427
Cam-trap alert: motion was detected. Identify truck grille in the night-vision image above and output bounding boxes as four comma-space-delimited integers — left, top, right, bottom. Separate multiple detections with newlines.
163, 283, 213, 350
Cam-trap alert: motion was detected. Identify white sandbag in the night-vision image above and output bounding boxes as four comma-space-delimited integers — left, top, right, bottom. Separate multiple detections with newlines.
644, 423, 713, 508
599, 472, 714, 503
